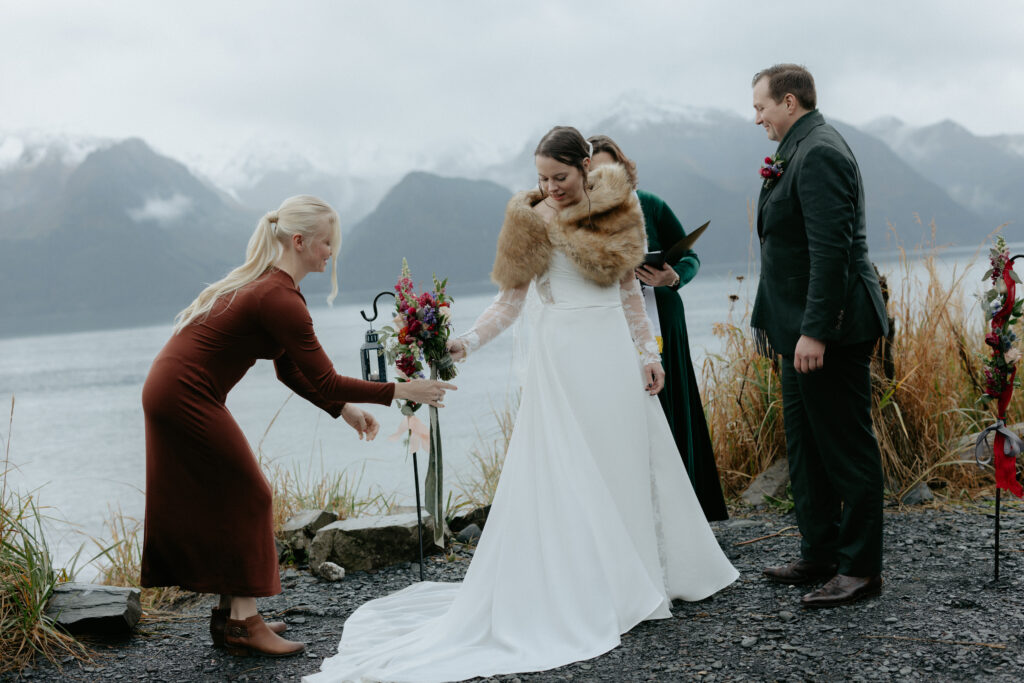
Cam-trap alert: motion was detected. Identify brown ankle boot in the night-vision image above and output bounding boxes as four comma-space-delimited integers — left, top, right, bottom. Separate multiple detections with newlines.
210, 608, 287, 648
223, 614, 305, 657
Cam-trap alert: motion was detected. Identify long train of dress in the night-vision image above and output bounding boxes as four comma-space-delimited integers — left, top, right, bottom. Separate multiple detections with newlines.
305, 252, 738, 683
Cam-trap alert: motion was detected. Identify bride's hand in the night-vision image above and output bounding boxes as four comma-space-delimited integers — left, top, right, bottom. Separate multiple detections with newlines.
341, 404, 380, 441
447, 339, 467, 363
642, 363, 665, 396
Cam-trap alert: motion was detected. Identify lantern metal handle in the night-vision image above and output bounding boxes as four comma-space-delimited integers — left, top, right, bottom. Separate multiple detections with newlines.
361, 291, 396, 325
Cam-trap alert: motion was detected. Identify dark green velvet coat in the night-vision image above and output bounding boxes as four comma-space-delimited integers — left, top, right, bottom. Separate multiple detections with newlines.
638, 190, 728, 522
751, 111, 888, 355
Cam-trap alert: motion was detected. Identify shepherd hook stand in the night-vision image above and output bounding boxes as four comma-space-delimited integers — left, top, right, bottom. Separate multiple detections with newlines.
360, 291, 426, 581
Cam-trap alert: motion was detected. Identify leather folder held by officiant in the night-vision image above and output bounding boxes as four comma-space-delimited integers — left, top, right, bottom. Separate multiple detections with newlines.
642, 220, 710, 268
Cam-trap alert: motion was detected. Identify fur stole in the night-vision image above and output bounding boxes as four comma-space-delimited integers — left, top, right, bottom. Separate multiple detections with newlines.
490, 163, 645, 289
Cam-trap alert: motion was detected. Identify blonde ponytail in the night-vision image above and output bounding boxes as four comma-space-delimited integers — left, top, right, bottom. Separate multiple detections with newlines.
173, 195, 341, 334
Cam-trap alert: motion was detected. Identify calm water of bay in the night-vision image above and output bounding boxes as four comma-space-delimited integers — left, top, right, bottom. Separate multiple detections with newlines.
0, 245, 1001, 577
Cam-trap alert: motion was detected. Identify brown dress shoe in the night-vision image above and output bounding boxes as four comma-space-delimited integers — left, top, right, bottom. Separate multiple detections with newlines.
210, 608, 287, 648
763, 559, 838, 585
224, 614, 306, 657
801, 574, 883, 608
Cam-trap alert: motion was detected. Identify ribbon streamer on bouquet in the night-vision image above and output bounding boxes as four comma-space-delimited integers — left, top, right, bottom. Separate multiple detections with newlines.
424, 364, 445, 548
975, 420, 1024, 465
389, 414, 430, 454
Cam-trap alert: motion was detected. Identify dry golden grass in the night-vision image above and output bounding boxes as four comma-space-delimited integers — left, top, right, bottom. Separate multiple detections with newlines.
1, 397, 93, 674
453, 392, 519, 513
702, 226, 1023, 500
92, 507, 190, 611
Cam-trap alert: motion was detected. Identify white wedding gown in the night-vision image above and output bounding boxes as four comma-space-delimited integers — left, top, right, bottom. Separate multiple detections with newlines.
305, 251, 738, 683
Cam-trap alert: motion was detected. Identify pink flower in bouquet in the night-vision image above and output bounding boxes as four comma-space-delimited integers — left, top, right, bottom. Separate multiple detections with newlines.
1007, 348, 1022, 365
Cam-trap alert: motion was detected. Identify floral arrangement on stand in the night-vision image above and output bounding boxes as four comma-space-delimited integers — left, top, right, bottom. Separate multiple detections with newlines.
981, 236, 1023, 402
976, 234, 1023, 497
379, 259, 457, 546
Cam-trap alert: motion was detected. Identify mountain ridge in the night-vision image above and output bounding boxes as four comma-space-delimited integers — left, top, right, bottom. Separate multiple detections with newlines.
1, 109, 1019, 337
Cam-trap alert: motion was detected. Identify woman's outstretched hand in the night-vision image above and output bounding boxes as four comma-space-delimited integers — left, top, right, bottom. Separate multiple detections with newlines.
393, 379, 458, 408
341, 404, 380, 441
642, 362, 665, 396
446, 339, 467, 363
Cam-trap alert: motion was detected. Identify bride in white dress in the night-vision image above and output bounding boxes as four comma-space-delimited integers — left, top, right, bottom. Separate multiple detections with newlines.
305, 126, 738, 683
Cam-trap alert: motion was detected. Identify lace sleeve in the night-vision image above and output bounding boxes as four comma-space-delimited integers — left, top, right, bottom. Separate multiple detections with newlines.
456, 285, 528, 358
619, 275, 662, 366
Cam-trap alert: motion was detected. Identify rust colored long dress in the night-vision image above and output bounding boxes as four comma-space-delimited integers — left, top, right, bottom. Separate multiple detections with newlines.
140, 268, 394, 596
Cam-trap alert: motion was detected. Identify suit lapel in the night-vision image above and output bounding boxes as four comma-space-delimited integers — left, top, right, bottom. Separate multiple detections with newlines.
756, 111, 826, 239
756, 180, 774, 239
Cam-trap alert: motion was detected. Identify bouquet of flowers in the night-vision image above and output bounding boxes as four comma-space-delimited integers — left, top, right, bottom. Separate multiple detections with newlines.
381, 259, 457, 395
980, 235, 1023, 403
975, 234, 1023, 498
379, 259, 456, 547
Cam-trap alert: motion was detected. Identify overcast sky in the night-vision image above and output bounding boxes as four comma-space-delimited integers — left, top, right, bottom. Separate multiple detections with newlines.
2, 1, 1021, 178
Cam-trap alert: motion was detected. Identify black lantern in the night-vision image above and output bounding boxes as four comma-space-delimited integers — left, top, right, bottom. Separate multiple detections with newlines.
359, 291, 396, 382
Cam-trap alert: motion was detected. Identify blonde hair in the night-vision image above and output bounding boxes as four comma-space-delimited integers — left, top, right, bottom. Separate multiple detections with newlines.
173, 195, 341, 334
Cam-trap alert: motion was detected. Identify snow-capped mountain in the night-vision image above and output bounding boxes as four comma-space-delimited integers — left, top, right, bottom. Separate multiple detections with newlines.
185, 140, 394, 232
2, 104, 1020, 337
864, 117, 1024, 223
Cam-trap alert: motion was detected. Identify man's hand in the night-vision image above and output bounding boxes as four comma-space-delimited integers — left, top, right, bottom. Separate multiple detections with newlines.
793, 335, 826, 374
635, 263, 679, 288
341, 404, 380, 441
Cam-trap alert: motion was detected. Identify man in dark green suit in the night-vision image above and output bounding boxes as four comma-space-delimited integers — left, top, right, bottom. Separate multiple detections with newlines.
750, 64, 888, 608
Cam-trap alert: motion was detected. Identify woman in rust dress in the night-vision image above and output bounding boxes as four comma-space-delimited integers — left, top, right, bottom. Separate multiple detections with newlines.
141, 195, 454, 658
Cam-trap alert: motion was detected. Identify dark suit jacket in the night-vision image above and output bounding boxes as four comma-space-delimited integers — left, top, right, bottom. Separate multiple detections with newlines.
751, 110, 888, 356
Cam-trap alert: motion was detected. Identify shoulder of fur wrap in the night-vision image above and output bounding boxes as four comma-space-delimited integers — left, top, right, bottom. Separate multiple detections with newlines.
490, 163, 644, 290
490, 188, 551, 290
551, 163, 645, 287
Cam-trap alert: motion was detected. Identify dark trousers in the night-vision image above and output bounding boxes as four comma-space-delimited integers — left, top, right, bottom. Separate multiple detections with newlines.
781, 341, 883, 576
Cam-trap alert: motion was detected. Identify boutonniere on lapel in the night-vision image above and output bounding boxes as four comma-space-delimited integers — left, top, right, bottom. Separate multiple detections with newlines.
760, 154, 785, 189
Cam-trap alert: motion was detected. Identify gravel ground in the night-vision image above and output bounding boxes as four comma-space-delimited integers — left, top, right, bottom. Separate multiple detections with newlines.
11, 501, 1024, 682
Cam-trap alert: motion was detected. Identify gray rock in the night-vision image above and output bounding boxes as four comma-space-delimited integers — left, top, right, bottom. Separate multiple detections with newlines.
456, 523, 482, 544
740, 459, 790, 506
723, 518, 760, 530
309, 512, 438, 572
318, 561, 346, 582
741, 636, 758, 648
44, 583, 141, 635
448, 505, 491, 533
900, 482, 934, 506
281, 509, 339, 557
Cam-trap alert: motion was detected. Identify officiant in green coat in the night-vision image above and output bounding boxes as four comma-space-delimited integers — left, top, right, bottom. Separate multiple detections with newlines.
590, 136, 728, 522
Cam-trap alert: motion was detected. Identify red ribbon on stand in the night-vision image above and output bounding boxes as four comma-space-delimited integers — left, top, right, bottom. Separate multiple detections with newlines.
991, 260, 1022, 497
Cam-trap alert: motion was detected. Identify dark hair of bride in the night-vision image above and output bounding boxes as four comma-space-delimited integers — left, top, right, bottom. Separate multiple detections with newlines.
534, 126, 593, 227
